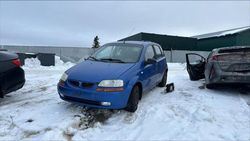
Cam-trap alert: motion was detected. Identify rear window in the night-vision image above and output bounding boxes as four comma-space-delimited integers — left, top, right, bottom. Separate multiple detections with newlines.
218, 47, 250, 54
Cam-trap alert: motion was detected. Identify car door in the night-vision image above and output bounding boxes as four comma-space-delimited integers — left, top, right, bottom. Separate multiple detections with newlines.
153, 45, 166, 82
186, 53, 206, 81
142, 45, 157, 91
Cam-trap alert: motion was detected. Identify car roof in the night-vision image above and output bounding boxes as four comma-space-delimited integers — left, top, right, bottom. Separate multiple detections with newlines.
107, 41, 160, 47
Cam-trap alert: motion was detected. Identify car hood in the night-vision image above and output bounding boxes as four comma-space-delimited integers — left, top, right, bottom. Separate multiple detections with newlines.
67, 60, 135, 82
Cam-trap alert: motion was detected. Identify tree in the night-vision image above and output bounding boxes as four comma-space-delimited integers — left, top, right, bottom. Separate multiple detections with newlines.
92, 36, 100, 48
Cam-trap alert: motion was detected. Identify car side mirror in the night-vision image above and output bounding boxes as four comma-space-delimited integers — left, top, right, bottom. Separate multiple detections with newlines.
145, 58, 156, 65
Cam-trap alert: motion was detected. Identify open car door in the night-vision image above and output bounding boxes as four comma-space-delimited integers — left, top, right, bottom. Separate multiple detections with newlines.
186, 53, 206, 81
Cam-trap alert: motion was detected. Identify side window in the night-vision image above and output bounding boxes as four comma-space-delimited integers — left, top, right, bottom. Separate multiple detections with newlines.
145, 46, 155, 61
153, 45, 163, 59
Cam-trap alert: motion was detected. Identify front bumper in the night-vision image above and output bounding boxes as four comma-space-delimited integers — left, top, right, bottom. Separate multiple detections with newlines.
57, 81, 132, 109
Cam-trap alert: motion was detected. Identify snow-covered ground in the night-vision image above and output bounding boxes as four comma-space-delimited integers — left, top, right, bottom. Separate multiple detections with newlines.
0, 58, 250, 140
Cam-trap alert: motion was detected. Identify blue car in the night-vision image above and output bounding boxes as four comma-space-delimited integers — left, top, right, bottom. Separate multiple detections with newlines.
58, 41, 168, 112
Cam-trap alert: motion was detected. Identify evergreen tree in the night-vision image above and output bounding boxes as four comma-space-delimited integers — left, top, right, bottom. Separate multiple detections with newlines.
92, 36, 100, 48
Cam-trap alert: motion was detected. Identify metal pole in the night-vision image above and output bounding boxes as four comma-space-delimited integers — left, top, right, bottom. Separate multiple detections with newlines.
170, 48, 173, 62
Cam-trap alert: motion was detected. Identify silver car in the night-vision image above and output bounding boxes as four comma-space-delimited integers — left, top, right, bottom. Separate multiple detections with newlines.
186, 46, 250, 89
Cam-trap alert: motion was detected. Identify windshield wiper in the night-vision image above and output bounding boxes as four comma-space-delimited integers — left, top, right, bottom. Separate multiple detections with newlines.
100, 58, 125, 63
87, 56, 99, 61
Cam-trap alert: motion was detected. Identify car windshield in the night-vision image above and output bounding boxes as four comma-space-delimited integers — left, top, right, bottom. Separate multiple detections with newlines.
90, 45, 142, 63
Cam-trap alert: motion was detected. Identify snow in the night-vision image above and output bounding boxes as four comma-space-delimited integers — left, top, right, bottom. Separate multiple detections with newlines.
0, 59, 250, 140
23, 57, 41, 67
217, 27, 250, 36
23, 56, 74, 70
193, 26, 250, 39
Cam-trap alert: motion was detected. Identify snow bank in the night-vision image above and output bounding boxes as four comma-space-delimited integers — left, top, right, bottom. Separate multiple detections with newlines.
23, 58, 41, 68
23, 56, 74, 70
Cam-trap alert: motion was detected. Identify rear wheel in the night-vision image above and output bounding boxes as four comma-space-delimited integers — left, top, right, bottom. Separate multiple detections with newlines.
125, 85, 140, 112
158, 71, 168, 87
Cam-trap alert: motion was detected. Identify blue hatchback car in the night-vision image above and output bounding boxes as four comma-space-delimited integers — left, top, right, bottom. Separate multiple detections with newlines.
58, 41, 168, 112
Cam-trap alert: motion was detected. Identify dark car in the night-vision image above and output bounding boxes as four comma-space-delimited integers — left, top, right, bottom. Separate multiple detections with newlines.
0, 51, 25, 98
186, 46, 250, 89
58, 41, 168, 112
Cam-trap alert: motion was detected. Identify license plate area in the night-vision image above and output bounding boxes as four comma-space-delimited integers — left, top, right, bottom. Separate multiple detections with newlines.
228, 64, 250, 72
225, 76, 248, 81
73, 92, 82, 97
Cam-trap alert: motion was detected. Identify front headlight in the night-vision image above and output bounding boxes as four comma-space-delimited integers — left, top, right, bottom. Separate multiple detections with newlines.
60, 73, 68, 82
98, 80, 124, 87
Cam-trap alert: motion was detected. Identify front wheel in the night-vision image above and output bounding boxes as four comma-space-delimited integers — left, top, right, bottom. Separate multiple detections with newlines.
158, 71, 168, 87
125, 85, 140, 112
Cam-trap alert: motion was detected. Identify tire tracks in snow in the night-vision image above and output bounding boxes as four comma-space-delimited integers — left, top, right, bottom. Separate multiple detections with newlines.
62, 109, 117, 141
0, 84, 56, 107
0, 115, 52, 140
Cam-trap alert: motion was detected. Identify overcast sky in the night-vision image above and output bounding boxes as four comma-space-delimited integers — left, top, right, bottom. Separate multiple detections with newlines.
0, 1, 250, 47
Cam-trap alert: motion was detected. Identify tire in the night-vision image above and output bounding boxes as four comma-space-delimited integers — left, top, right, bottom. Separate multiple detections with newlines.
0, 86, 3, 98
206, 84, 216, 89
125, 85, 140, 113
158, 71, 168, 87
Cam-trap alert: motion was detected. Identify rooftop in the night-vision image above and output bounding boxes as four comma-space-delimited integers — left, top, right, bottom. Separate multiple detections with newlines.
119, 32, 196, 41
192, 26, 250, 39
108, 40, 159, 46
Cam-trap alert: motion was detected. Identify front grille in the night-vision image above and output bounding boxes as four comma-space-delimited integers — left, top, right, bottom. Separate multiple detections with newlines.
68, 80, 94, 88
63, 95, 101, 106
81, 82, 94, 87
